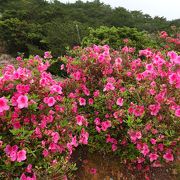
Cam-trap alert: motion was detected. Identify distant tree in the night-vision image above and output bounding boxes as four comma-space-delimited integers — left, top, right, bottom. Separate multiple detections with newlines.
0, 0, 179, 57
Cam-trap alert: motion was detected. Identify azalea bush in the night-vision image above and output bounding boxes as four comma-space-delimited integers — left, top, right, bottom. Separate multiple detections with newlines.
61, 43, 179, 173
0, 53, 82, 179
158, 30, 180, 51
0, 30, 179, 179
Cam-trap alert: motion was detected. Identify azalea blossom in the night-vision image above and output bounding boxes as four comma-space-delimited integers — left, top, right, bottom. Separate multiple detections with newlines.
103, 82, 115, 91
76, 115, 88, 126
149, 153, 159, 162
89, 168, 97, 175
0, 97, 9, 113
17, 95, 28, 109
44, 51, 52, 59
116, 97, 124, 106
44, 97, 56, 107
163, 152, 174, 162
78, 97, 86, 106
101, 120, 111, 131
16, 150, 27, 162
175, 108, 180, 117
79, 128, 89, 145
51, 132, 60, 143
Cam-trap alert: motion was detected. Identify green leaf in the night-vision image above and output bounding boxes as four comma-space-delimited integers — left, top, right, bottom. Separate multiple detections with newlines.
60, 120, 69, 127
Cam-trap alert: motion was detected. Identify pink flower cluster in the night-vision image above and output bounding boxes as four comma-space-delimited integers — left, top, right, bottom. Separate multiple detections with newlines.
0, 36, 179, 178
5, 145, 26, 162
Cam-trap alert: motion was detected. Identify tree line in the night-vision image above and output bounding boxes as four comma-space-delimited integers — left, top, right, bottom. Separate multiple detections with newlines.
0, 0, 179, 57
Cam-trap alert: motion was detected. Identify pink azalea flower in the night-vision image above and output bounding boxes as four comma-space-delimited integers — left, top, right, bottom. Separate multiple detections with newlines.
103, 82, 115, 92
88, 98, 94, 105
51, 132, 60, 143
150, 138, 157, 145
137, 143, 150, 156
83, 88, 90, 96
149, 153, 159, 162
42, 149, 49, 157
136, 131, 142, 139
98, 54, 105, 63
93, 90, 100, 97
16, 56, 22, 61
101, 120, 111, 131
122, 46, 129, 53
50, 85, 62, 94
169, 73, 178, 85
10, 151, 17, 161
0, 97, 10, 113
17, 95, 28, 109
78, 97, 86, 106
129, 131, 137, 142
115, 57, 122, 66
146, 63, 154, 71
160, 31, 168, 38
137, 157, 145, 164
96, 126, 101, 133
94, 118, 101, 125
16, 150, 27, 162
48, 143, 57, 152
67, 143, 73, 155
79, 128, 89, 145
16, 84, 30, 94
71, 136, 78, 147
76, 115, 86, 126
128, 130, 142, 143
72, 71, 81, 80
175, 108, 180, 117
0, 140, 3, 148
149, 104, 161, 116
26, 164, 32, 173
89, 168, 97, 175
44, 51, 52, 59
152, 161, 163, 167
60, 64, 64, 70
133, 105, 144, 117
112, 144, 117, 151
4, 145, 18, 156
116, 97, 124, 106
136, 73, 144, 81
158, 143, 164, 151
20, 173, 36, 180
46, 97, 56, 107
163, 153, 174, 162
20, 173, 27, 180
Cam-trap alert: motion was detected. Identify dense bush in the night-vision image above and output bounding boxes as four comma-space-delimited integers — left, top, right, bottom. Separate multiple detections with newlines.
0, 32, 179, 179
62, 43, 179, 174
82, 26, 158, 51
0, 54, 80, 179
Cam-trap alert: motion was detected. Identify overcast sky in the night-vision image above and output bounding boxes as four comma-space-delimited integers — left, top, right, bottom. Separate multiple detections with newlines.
57, 0, 180, 20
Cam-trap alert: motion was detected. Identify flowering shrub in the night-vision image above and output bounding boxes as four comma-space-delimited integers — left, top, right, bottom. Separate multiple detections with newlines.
0, 54, 79, 179
0, 31, 179, 179
159, 29, 180, 51
62, 44, 179, 173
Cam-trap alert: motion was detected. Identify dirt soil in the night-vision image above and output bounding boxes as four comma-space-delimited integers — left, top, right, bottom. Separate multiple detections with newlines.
72, 149, 179, 180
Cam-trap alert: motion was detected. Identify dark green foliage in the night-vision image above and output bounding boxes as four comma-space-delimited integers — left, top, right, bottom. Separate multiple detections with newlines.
47, 59, 68, 77
0, 0, 179, 57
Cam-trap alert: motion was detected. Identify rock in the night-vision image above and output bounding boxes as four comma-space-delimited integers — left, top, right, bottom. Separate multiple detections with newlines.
0, 54, 15, 66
